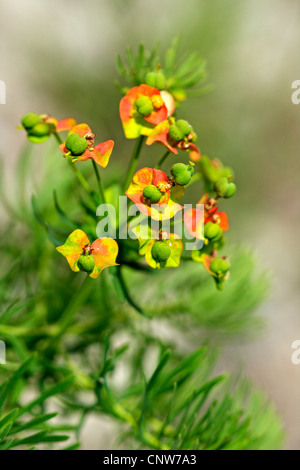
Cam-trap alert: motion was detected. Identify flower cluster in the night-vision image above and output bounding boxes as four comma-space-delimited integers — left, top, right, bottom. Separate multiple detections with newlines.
59, 123, 114, 168
20, 42, 236, 296
118, 70, 235, 289
20, 112, 76, 143
119, 84, 174, 139
183, 194, 230, 290
20, 114, 114, 168
146, 118, 201, 162
56, 229, 118, 279
125, 167, 184, 221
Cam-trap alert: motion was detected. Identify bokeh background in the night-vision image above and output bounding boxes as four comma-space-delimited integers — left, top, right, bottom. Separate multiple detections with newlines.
1, 0, 299, 449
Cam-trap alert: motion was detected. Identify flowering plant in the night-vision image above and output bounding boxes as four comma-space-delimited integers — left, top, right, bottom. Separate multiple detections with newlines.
21, 73, 235, 295
0, 39, 283, 451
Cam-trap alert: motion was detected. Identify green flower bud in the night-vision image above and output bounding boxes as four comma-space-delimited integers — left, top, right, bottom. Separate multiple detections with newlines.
170, 163, 194, 186
143, 184, 162, 203
214, 177, 229, 197
77, 254, 95, 273
151, 241, 161, 261
145, 72, 157, 87
210, 257, 230, 275
174, 170, 191, 186
154, 71, 167, 90
176, 119, 192, 136
151, 241, 171, 263
65, 133, 88, 156
169, 124, 185, 142
136, 96, 154, 116
224, 183, 236, 198
204, 222, 223, 241
21, 112, 41, 130
145, 71, 166, 90
28, 123, 50, 137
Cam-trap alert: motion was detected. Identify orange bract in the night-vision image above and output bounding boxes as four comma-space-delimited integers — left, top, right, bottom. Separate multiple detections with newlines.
59, 123, 114, 168
120, 85, 174, 139
146, 120, 201, 162
184, 194, 229, 240
125, 167, 184, 221
56, 229, 118, 279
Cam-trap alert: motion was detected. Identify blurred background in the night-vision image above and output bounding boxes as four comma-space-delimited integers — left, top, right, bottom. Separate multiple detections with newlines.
1, 0, 299, 449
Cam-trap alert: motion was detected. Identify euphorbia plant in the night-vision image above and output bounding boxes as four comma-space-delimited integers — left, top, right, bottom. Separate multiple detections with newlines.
0, 38, 284, 452
19, 45, 237, 308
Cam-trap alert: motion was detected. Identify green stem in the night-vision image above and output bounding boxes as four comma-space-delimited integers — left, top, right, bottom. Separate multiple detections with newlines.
53, 132, 63, 145
123, 135, 145, 192
91, 160, 106, 203
57, 276, 92, 332
70, 162, 93, 194
116, 266, 150, 318
43, 276, 93, 352
155, 150, 170, 169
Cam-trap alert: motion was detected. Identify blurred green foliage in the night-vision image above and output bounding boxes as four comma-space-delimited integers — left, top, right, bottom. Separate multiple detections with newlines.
0, 130, 283, 448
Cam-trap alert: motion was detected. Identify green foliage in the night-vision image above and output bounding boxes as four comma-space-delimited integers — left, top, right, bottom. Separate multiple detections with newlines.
123, 249, 270, 337
0, 356, 74, 450
116, 37, 212, 101
94, 341, 283, 450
